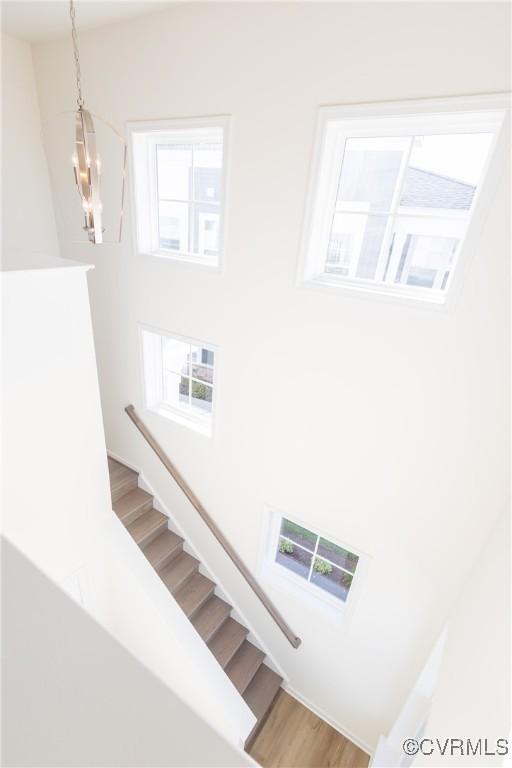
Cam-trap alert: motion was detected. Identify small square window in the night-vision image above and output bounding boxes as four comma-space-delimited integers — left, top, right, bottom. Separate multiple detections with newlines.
273, 516, 360, 604
140, 326, 216, 435
301, 97, 507, 303
129, 117, 229, 267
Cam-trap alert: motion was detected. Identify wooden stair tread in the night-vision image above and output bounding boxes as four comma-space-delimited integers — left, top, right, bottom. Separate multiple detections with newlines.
108, 457, 131, 478
113, 487, 153, 525
126, 508, 167, 546
143, 529, 183, 570
160, 551, 199, 593
107, 452, 284, 718
174, 572, 215, 618
208, 617, 248, 669
225, 640, 265, 694
108, 458, 138, 502
191, 596, 231, 642
243, 664, 282, 721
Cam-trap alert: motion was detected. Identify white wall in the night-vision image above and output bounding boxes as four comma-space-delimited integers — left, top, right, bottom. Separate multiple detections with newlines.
2, 537, 253, 767
31, 2, 510, 751
1, 263, 256, 751
1, 33, 59, 267
414, 512, 510, 767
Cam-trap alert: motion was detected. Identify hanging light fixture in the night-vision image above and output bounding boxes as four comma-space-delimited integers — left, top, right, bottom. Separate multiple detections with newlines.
69, 0, 126, 244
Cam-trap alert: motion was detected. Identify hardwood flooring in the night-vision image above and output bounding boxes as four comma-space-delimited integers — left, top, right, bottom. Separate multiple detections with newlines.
248, 691, 370, 768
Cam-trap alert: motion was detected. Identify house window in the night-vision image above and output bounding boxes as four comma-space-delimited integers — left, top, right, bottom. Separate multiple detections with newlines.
301, 96, 507, 303
140, 326, 216, 435
274, 517, 360, 603
129, 117, 229, 266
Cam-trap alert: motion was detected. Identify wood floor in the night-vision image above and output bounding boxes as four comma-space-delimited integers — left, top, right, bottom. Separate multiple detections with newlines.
248, 691, 370, 768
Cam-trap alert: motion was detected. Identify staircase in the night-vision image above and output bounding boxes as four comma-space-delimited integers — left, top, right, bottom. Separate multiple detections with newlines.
108, 457, 283, 745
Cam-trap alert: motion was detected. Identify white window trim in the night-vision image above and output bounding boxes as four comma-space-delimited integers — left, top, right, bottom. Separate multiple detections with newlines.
127, 115, 231, 270
297, 93, 510, 308
259, 507, 369, 621
138, 323, 219, 438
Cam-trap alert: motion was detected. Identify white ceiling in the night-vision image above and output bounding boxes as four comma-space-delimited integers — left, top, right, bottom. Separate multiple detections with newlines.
1, 1, 176, 42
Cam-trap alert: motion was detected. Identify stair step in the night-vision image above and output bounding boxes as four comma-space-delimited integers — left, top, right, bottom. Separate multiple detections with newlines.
208, 617, 248, 669
113, 488, 153, 526
243, 664, 283, 746
174, 572, 215, 618
127, 508, 167, 547
225, 640, 265, 694
191, 595, 232, 643
108, 458, 138, 503
143, 530, 183, 571
160, 551, 199, 593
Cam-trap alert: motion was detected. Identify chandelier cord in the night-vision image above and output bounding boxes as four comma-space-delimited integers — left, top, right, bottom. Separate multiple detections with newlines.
69, 0, 84, 108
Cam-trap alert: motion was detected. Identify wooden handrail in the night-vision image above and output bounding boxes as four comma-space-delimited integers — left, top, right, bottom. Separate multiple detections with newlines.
125, 404, 302, 649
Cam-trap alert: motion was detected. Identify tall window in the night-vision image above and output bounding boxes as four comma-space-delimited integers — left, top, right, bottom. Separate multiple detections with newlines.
140, 326, 216, 436
129, 117, 229, 267
301, 97, 507, 303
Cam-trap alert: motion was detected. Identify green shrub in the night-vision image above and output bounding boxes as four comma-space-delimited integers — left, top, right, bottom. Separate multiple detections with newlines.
313, 558, 333, 575
278, 539, 294, 555
191, 380, 210, 401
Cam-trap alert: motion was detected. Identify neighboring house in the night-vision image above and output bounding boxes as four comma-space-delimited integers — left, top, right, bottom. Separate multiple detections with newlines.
327, 158, 476, 289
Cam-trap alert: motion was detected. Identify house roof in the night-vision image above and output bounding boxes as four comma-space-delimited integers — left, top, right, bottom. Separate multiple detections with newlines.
401, 166, 476, 210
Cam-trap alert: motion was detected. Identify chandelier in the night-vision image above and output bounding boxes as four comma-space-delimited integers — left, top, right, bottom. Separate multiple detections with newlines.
69, 0, 126, 244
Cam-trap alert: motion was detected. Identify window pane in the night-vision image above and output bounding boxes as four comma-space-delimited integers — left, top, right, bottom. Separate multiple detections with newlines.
193, 143, 223, 203
163, 372, 190, 409
157, 144, 192, 201
311, 558, 353, 601
275, 537, 312, 580
336, 137, 408, 213
159, 201, 189, 253
400, 133, 492, 211
191, 380, 213, 413
193, 204, 220, 257
386, 224, 459, 290
317, 539, 359, 573
162, 337, 190, 376
326, 213, 388, 281
280, 519, 317, 551
191, 363, 214, 384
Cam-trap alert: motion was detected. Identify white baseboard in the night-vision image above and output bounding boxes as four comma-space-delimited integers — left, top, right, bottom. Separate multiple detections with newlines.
283, 682, 374, 758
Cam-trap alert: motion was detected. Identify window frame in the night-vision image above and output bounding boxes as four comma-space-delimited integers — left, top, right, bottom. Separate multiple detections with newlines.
128, 115, 230, 269
261, 508, 367, 615
138, 323, 219, 437
298, 94, 509, 306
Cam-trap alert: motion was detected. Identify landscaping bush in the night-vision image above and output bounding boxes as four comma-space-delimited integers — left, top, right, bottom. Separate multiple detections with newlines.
278, 539, 294, 555
313, 558, 333, 575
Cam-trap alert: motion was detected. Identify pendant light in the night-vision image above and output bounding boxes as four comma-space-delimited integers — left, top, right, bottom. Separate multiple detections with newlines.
69, 0, 126, 244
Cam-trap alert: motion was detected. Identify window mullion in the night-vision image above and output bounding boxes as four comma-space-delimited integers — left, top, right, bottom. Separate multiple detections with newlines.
374, 136, 414, 283
306, 534, 320, 583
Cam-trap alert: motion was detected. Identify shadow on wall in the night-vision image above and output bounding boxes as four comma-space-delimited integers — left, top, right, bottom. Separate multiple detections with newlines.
0, 537, 252, 768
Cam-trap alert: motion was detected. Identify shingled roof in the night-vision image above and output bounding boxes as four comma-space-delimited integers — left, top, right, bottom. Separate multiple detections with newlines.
401, 166, 476, 210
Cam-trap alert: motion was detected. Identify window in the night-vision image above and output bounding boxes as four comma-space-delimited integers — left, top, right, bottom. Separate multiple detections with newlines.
140, 326, 216, 435
301, 96, 507, 303
129, 117, 229, 267
273, 516, 360, 604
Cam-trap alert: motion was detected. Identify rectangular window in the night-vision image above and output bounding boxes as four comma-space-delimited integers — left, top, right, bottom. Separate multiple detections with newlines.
301, 96, 507, 303
140, 326, 216, 435
274, 517, 360, 603
129, 117, 229, 267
